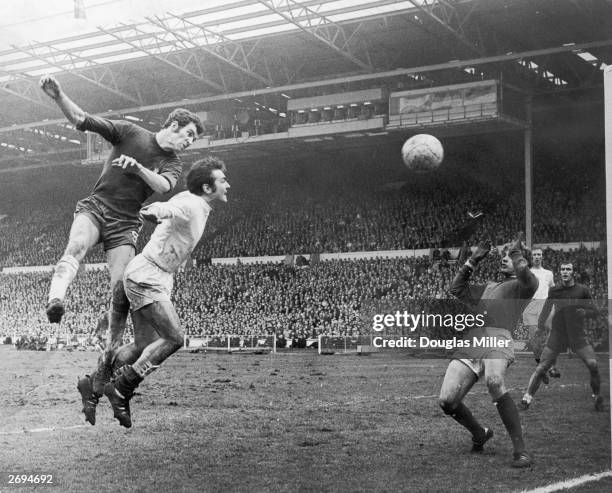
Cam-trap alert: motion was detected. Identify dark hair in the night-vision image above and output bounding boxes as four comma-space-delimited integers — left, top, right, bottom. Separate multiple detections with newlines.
163, 108, 204, 135
186, 156, 226, 195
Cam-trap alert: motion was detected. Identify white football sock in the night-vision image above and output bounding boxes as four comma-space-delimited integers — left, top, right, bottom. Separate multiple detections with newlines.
48, 255, 79, 302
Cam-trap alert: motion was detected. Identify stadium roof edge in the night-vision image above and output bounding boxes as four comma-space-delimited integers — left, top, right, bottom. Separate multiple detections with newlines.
1, 37, 610, 135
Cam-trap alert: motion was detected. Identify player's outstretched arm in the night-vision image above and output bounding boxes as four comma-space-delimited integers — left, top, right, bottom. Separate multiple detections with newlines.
112, 155, 172, 194
508, 233, 538, 297
450, 240, 490, 305
139, 203, 172, 223
139, 199, 186, 224
39, 75, 86, 126
139, 204, 164, 224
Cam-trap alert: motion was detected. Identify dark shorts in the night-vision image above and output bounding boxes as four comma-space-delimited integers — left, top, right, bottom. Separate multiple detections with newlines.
75, 195, 141, 251
546, 325, 589, 353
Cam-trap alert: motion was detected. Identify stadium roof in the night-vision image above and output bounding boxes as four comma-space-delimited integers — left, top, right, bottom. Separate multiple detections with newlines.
0, 0, 610, 165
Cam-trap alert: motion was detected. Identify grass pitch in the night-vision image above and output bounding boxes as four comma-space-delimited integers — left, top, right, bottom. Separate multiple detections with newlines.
0, 346, 609, 492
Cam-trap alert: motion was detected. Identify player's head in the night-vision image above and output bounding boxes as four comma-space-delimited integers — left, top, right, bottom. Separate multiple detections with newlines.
500, 244, 531, 276
163, 108, 204, 134
500, 251, 515, 275
531, 248, 543, 267
560, 262, 574, 283
160, 108, 204, 152
187, 156, 229, 202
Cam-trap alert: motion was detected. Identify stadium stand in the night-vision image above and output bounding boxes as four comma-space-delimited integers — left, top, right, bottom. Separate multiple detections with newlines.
0, 136, 606, 348
0, 140, 605, 267
1, 248, 607, 349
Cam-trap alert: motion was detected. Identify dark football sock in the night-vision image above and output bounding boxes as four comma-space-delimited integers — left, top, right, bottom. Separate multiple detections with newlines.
495, 392, 525, 454
114, 365, 143, 398
92, 351, 114, 396
449, 402, 485, 438
588, 366, 601, 396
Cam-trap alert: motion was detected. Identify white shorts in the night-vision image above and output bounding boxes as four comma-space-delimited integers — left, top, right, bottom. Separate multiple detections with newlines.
454, 327, 514, 377
123, 254, 174, 311
522, 299, 546, 326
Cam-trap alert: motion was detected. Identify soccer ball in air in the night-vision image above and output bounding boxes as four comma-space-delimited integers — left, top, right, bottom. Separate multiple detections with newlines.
401, 134, 444, 172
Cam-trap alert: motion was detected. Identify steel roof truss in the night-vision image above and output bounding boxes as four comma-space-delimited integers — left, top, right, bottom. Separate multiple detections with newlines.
99, 25, 226, 92
12, 43, 144, 106
256, 0, 374, 72
408, 0, 482, 55
150, 14, 273, 87
0, 74, 55, 110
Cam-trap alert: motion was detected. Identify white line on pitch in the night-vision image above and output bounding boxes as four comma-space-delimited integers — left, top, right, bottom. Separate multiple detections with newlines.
0, 424, 90, 435
407, 384, 585, 401
518, 470, 612, 493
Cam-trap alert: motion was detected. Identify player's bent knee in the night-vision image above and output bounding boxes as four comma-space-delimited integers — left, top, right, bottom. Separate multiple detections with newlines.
65, 239, 89, 259
485, 374, 504, 395
111, 281, 130, 314
112, 344, 140, 370
534, 364, 548, 377
439, 398, 458, 415
169, 335, 184, 351
134, 338, 151, 352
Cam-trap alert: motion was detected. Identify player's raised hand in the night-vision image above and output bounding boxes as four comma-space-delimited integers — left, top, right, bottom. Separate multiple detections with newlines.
112, 154, 142, 174
471, 239, 491, 265
39, 75, 61, 99
507, 232, 532, 264
510, 231, 525, 251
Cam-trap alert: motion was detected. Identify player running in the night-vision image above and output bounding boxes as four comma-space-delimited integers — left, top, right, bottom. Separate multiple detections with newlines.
102, 157, 229, 428
39, 75, 203, 423
439, 235, 537, 468
522, 248, 559, 382
520, 262, 604, 411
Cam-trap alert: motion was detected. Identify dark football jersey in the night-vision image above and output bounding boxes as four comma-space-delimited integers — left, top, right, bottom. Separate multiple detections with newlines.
77, 115, 182, 219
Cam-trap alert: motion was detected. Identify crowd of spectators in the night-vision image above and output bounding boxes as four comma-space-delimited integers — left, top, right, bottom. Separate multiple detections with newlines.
0, 165, 105, 266
1, 247, 607, 347
0, 138, 606, 348
0, 267, 108, 339
0, 145, 605, 267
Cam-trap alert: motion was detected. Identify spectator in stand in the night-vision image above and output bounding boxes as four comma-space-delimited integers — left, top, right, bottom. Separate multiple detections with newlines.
1, 250, 607, 344
1, 157, 605, 265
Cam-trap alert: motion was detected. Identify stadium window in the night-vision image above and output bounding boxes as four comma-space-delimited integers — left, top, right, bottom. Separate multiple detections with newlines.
347, 104, 361, 119
307, 110, 320, 124
333, 106, 346, 120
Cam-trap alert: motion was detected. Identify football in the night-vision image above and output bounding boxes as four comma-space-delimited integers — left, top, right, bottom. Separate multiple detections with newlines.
401, 134, 444, 172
